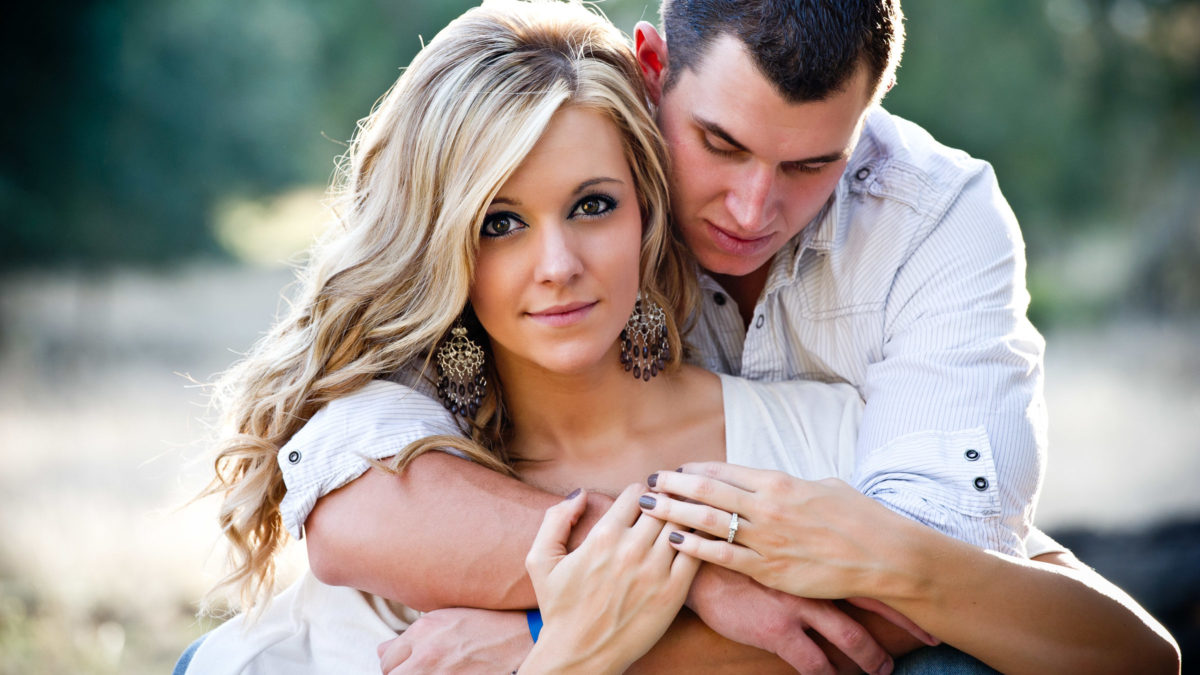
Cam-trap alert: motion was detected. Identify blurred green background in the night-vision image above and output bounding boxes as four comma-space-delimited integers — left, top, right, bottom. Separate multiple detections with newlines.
1, 0, 1197, 673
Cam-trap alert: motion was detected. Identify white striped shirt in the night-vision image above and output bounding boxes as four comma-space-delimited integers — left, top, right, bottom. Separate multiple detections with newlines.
688, 108, 1046, 556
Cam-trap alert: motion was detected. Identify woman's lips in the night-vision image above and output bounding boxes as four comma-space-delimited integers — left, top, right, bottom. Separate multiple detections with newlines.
526, 301, 598, 327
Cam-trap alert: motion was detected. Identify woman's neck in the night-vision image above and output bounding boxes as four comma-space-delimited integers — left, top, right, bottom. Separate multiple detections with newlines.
492, 347, 727, 495
495, 345, 653, 462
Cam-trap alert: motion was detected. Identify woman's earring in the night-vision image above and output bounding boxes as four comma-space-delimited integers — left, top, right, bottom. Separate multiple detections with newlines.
620, 292, 669, 381
435, 320, 486, 416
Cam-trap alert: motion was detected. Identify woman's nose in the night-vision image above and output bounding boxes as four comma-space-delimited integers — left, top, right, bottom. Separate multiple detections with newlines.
533, 222, 584, 285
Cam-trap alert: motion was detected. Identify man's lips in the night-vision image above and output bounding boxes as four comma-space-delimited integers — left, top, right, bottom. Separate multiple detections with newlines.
525, 301, 598, 327
706, 221, 775, 257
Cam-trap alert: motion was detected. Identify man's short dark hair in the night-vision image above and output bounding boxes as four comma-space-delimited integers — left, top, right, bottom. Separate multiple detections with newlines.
660, 0, 905, 103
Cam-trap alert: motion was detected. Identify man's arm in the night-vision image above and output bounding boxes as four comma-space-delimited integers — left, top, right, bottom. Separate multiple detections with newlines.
290, 383, 909, 670
306, 452, 609, 611
852, 163, 1046, 555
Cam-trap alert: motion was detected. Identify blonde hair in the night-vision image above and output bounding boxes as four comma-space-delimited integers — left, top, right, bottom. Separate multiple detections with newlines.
200, 0, 697, 615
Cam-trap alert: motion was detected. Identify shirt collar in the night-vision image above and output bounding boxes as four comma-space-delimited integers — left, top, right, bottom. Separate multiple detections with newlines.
782, 107, 886, 276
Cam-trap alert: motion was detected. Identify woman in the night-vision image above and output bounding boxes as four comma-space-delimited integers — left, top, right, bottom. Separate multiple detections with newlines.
189, 1, 1178, 673
188, 1, 716, 671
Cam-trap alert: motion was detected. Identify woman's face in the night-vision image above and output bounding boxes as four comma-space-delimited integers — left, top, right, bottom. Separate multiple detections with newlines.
470, 105, 643, 379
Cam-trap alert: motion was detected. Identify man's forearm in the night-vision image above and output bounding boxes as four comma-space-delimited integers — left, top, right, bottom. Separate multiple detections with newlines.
304, 451, 610, 611
878, 524, 1180, 675
627, 609, 793, 674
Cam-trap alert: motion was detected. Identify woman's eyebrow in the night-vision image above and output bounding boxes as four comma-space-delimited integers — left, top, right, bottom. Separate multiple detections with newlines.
573, 177, 622, 195
490, 177, 623, 208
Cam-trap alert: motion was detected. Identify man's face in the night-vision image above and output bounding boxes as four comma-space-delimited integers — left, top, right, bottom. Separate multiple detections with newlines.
653, 34, 875, 278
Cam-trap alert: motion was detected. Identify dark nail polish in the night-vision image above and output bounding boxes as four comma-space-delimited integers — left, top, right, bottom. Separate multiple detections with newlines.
669, 532, 684, 545
675, 466, 683, 472
565, 488, 582, 500
647, 472, 658, 488
638, 495, 657, 510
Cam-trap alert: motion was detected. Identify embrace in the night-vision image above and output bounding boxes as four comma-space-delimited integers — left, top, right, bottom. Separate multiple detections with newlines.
181, 1, 1180, 673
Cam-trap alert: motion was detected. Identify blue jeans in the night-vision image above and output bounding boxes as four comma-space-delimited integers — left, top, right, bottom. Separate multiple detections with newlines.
893, 645, 1000, 675
172, 634, 208, 675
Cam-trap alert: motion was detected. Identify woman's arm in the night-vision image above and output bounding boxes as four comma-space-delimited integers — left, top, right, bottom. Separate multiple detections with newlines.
644, 464, 1181, 675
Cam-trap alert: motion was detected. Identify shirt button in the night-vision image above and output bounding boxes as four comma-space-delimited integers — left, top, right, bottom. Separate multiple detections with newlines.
713, 292, 727, 306
973, 476, 989, 491
964, 449, 980, 461
288, 450, 301, 464
755, 315, 765, 329
855, 167, 871, 181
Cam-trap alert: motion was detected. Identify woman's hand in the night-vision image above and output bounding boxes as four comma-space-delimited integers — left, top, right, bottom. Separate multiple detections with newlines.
522, 484, 701, 674
640, 462, 928, 606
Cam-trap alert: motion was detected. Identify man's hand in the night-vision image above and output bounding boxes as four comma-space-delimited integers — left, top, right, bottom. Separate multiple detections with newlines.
687, 563, 895, 675
377, 608, 529, 674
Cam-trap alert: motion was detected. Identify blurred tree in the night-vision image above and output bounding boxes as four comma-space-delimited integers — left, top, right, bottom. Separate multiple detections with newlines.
2, 0, 1197, 316
0, 0, 478, 268
887, 0, 1200, 258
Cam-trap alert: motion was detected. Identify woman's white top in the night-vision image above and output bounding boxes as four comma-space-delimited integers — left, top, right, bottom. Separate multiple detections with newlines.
187, 375, 1061, 673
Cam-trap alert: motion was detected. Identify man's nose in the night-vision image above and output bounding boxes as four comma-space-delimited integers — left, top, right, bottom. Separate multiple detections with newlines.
725, 164, 778, 233
534, 222, 584, 285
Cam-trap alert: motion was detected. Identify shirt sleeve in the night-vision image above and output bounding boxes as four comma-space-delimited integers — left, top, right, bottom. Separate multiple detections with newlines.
851, 164, 1047, 557
1024, 526, 1068, 559
277, 379, 461, 540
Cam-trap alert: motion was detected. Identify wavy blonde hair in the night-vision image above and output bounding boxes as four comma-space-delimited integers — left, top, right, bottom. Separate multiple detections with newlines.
200, 0, 697, 615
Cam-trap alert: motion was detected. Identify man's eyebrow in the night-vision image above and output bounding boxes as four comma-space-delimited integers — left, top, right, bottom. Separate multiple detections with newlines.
696, 115, 851, 165
696, 117, 751, 153
489, 177, 622, 208
787, 148, 851, 165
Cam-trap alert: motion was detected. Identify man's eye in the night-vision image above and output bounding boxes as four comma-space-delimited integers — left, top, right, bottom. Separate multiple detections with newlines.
481, 213, 524, 237
702, 134, 738, 157
783, 161, 830, 175
572, 195, 616, 218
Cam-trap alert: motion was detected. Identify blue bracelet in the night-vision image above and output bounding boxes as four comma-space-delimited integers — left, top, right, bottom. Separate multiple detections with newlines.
526, 609, 543, 643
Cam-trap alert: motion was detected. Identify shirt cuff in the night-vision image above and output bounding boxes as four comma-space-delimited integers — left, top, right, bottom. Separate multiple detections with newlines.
853, 426, 1022, 555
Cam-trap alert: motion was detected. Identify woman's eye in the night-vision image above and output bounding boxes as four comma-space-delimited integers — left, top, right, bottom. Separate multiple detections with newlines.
572, 195, 615, 218
481, 213, 524, 237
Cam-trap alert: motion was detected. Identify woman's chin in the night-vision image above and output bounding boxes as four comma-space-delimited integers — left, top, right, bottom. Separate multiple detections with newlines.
521, 348, 623, 380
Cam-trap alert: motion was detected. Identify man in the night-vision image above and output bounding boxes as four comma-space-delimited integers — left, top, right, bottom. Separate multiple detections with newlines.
290, 1, 1044, 671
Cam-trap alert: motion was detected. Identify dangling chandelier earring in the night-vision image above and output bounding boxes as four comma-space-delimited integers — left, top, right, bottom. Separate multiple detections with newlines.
620, 292, 669, 381
435, 319, 486, 416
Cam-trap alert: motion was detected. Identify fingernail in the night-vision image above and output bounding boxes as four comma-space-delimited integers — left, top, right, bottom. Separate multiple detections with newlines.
647, 472, 658, 488
565, 488, 582, 500
675, 466, 683, 472
638, 495, 657, 510
668, 532, 684, 544
878, 659, 894, 675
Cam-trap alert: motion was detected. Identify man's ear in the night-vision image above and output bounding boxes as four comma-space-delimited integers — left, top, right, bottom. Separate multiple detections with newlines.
634, 21, 668, 105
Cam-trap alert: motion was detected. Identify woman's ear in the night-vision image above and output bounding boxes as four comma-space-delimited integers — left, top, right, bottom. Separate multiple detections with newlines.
634, 22, 668, 105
